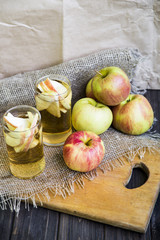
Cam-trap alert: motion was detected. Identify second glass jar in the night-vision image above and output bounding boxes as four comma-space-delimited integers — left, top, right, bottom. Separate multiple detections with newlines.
35, 74, 72, 146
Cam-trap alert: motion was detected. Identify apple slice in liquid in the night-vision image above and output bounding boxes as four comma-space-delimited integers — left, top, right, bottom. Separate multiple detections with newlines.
27, 112, 39, 135
27, 111, 34, 123
14, 113, 38, 153
38, 78, 68, 98
41, 92, 57, 101
37, 77, 70, 115
5, 113, 16, 131
37, 78, 57, 94
29, 137, 39, 149
35, 90, 59, 111
4, 132, 23, 147
23, 113, 39, 152
38, 79, 53, 92
4, 112, 32, 148
4, 113, 31, 130
60, 103, 67, 113
38, 78, 67, 94
49, 79, 67, 97
45, 80, 69, 113
35, 95, 51, 111
47, 95, 61, 118
60, 91, 72, 110
5, 124, 30, 148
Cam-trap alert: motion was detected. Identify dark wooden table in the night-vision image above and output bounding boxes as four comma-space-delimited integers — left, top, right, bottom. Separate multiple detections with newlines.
0, 90, 160, 240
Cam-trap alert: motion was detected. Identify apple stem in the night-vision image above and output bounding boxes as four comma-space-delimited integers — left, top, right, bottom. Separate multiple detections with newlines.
85, 139, 92, 146
95, 70, 103, 76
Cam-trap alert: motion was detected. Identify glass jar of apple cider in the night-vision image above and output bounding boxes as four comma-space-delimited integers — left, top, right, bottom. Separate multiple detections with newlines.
35, 74, 72, 146
2, 105, 45, 179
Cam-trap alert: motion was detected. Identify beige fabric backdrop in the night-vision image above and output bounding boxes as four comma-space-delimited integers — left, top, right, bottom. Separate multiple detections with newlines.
0, 0, 159, 88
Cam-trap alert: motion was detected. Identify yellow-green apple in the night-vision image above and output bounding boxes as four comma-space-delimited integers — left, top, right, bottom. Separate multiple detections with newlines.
63, 131, 105, 172
91, 67, 131, 106
72, 98, 113, 135
112, 94, 154, 135
86, 79, 96, 100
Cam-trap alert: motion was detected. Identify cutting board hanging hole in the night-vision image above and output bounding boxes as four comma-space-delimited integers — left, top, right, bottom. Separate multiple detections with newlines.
125, 162, 149, 189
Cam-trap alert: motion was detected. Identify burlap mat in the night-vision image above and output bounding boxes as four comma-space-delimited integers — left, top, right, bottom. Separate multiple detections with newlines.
0, 48, 159, 213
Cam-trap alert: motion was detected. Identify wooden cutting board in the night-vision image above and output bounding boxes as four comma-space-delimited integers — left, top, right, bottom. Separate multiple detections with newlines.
35, 150, 160, 233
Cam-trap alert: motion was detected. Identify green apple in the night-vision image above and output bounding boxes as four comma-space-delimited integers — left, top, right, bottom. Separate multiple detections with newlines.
72, 98, 113, 135
91, 66, 131, 106
112, 94, 154, 135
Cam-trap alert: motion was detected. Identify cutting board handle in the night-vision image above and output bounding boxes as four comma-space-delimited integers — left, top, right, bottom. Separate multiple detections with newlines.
125, 162, 149, 189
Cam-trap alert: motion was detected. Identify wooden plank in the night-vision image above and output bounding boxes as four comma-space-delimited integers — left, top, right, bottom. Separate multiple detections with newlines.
104, 224, 152, 240
58, 213, 105, 240
0, 207, 15, 240
10, 203, 59, 240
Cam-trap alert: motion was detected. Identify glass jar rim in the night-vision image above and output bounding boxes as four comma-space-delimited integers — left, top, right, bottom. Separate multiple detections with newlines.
2, 105, 41, 133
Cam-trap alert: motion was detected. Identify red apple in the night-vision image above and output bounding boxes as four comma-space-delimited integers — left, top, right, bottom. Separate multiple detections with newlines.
91, 66, 131, 106
63, 131, 105, 172
86, 79, 96, 100
112, 94, 154, 135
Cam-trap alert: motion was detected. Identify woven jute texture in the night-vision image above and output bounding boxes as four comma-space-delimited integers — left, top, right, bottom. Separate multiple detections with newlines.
0, 48, 159, 212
